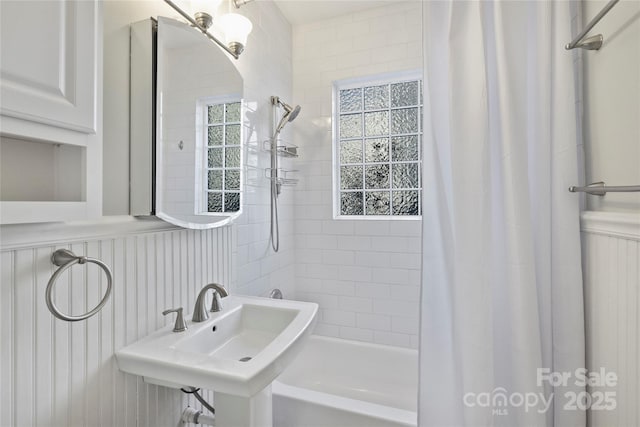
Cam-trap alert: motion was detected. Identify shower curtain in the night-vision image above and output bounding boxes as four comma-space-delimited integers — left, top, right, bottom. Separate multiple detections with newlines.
419, 1, 585, 426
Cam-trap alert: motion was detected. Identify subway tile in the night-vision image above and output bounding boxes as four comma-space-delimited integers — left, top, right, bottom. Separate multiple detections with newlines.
313, 323, 341, 337
373, 299, 419, 318
371, 267, 410, 285
408, 269, 421, 286
389, 220, 421, 237
371, 236, 422, 253
305, 263, 339, 280
296, 277, 324, 293
321, 220, 355, 235
260, 256, 279, 276
238, 261, 261, 284
335, 18, 370, 40
354, 221, 390, 236
391, 316, 419, 335
296, 292, 339, 309
306, 234, 338, 249
296, 248, 323, 264
373, 331, 412, 348
339, 326, 374, 342
334, 50, 372, 71
354, 251, 391, 268
321, 249, 355, 265
388, 252, 421, 269
355, 282, 391, 299
339, 296, 373, 313
356, 313, 392, 331
337, 236, 372, 251
322, 280, 356, 296
388, 285, 420, 301
322, 309, 356, 327
338, 265, 373, 282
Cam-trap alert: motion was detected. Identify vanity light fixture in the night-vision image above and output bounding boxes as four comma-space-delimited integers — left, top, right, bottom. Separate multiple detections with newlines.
191, 0, 222, 29
233, 0, 255, 7
163, 0, 253, 59
216, 13, 253, 56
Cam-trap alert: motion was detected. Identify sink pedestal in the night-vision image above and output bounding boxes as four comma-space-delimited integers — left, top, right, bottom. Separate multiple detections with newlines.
214, 386, 272, 427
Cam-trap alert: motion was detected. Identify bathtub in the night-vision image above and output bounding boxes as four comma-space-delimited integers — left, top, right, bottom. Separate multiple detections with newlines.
272, 335, 418, 427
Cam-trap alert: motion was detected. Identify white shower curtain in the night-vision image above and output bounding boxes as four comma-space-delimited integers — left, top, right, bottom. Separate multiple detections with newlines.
419, 1, 585, 426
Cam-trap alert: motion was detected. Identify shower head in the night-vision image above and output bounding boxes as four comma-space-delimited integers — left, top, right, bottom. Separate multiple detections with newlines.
272, 96, 301, 134
287, 104, 301, 122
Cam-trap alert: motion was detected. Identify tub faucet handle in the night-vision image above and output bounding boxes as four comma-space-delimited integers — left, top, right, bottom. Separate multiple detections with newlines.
162, 307, 187, 332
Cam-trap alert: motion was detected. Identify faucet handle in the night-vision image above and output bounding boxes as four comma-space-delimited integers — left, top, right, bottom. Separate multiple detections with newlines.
162, 307, 187, 332
210, 290, 223, 312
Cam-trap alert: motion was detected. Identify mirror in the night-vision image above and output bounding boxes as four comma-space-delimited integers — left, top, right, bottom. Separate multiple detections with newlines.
130, 17, 244, 229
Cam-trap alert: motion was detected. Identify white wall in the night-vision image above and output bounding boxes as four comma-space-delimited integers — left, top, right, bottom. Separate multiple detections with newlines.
583, 0, 640, 212
291, 1, 423, 348
0, 225, 234, 427
229, 0, 297, 299
581, 213, 640, 427
0, 0, 294, 425
580, 2, 640, 424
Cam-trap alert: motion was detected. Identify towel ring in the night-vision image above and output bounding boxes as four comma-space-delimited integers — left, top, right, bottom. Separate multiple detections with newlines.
45, 249, 113, 322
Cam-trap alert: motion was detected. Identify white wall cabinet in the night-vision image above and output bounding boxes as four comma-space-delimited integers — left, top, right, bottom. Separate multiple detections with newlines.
0, 0, 102, 224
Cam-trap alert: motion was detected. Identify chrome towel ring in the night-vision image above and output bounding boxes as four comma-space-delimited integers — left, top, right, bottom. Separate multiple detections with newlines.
46, 249, 113, 322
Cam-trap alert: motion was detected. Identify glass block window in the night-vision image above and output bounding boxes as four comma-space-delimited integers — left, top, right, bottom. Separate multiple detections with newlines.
334, 73, 422, 217
206, 101, 241, 213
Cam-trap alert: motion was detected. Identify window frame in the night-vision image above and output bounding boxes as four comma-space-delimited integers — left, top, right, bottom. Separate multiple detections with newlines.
332, 70, 423, 220
195, 94, 244, 217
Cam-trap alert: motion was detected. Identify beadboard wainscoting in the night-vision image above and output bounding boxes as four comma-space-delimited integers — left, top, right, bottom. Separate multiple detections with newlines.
0, 223, 235, 427
581, 211, 640, 427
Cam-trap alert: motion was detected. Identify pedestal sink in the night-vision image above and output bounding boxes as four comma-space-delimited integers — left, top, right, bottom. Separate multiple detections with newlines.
115, 295, 318, 426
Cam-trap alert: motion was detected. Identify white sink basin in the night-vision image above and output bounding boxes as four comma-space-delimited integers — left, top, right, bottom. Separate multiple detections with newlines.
116, 295, 318, 397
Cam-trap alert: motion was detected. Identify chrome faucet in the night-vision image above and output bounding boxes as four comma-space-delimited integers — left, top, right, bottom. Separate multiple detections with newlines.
192, 283, 228, 322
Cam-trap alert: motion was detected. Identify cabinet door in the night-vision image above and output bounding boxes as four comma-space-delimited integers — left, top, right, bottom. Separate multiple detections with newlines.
0, 0, 98, 133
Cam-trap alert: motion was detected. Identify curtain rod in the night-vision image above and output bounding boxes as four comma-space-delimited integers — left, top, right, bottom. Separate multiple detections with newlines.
569, 182, 640, 196
565, 0, 619, 50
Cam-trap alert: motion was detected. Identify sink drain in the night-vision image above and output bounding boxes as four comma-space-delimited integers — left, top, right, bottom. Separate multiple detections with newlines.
238, 356, 252, 362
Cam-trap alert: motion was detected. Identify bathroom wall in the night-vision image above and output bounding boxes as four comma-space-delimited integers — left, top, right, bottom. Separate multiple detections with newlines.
0, 226, 233, 427
581, 217, 639, 427
0, 1, 293, 425
580, 1, 640, 425
291, 1, 423, 348
227, 0, 297, 298
583, 0, 640, 212
103, 0, 296, 298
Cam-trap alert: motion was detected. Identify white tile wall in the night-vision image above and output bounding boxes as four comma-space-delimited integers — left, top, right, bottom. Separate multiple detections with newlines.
232, 0, 297, 300
291, 1, 423, 348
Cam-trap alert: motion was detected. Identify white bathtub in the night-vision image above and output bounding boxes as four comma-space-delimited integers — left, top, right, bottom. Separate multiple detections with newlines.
272, 335, 418, 427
